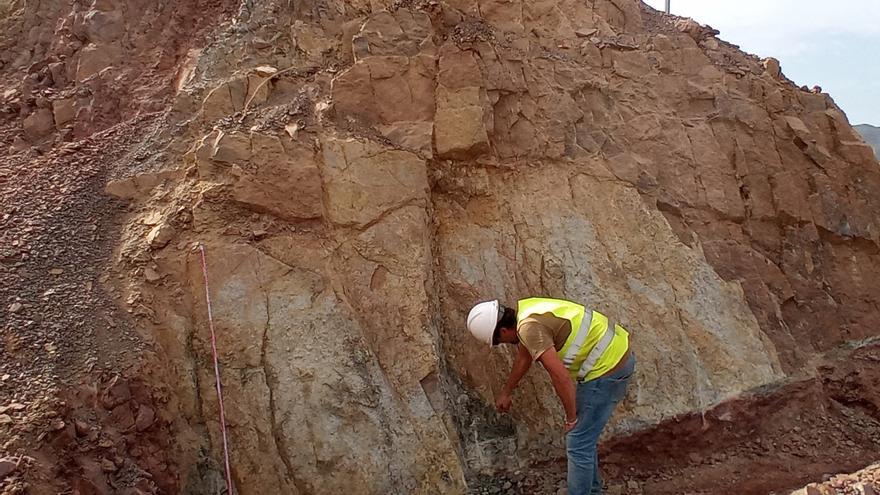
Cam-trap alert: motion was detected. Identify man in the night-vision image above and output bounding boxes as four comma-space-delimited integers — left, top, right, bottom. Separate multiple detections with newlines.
466, 298, 635, 495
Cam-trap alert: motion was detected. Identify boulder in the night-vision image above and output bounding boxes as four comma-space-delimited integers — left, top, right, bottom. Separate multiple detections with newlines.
23, 108, 55, 140
53, 98, 76, 128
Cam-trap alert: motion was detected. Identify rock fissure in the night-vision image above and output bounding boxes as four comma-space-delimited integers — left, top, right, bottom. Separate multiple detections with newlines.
256, 254, 307, 495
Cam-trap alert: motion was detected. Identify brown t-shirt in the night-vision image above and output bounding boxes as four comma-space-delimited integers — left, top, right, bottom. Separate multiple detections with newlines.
517, 312, 572, 361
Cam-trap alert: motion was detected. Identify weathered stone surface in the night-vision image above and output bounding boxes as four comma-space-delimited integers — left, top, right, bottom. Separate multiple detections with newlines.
230, 135, 323, 220
210, 131, 251, 164
378, 121, 434, 157
320, 137, 429, 226
23, 108, 54, 139
146, 223, 174, 250
434, 44, 490, 159
52, 98, 76, 128
202, 74, 269, 121
76, 43, 121, 81
190, 243, 466, 495
434, 92, 491, 159
82, 8, 125, 43
332, 54, 436, 125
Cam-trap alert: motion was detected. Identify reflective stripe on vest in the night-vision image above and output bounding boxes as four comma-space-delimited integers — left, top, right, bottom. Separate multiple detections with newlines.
517, 298, 615, 381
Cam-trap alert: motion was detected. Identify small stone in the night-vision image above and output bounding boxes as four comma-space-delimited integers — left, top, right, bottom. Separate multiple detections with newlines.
11, 136, 28, 152
1, 374, 9, 381
0, 457, 18, 478
142, 211, 162, 226
502, 481, 512, 490
101, 458, 117, 472
135, 406, 155, 432
0, 414, 12, 424
253, 65, 278, 77
146, 223, 174, 250
575, 28, 598, 38
6, 403, 25, 412
143, 267, 161, 283
252, 37, 272, 49
52, 98, 76, 128
23, 108, 55, 140
75, 420, 90, 436
627, 480, 639, 490
49, 268, 64, 275
50, 418, 65, 431
7, 302, 22, 313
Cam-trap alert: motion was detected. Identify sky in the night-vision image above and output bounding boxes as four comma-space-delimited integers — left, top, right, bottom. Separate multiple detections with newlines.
642, 0, 880, 125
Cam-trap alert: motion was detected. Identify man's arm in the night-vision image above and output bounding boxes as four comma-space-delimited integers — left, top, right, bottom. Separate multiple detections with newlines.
538, 350, 577, 425
496, 344, 533, 412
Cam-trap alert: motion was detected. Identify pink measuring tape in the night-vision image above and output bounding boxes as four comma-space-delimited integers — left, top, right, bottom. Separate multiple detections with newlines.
198, 243, 234, 494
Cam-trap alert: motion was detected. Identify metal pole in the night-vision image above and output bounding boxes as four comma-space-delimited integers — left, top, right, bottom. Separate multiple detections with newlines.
665, 0, 671, 13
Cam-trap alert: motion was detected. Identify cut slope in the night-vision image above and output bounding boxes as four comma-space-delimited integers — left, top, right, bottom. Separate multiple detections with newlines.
1, 0, 879, 494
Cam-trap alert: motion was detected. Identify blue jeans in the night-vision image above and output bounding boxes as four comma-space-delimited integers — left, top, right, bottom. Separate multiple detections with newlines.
566, 353, 635, 495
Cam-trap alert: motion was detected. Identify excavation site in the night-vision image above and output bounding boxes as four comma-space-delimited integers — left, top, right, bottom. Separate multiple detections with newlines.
0, 0, 878, 493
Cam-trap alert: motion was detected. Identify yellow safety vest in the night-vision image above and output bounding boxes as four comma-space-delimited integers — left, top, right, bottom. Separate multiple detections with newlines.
517, 297, 629, 382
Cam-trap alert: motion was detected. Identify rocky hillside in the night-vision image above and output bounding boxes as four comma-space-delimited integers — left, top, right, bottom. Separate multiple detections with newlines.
855, 124, 880, 159
1, 1, 879, 494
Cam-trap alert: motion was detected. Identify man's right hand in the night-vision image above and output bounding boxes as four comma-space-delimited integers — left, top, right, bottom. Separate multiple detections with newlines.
496, 393, 512, 413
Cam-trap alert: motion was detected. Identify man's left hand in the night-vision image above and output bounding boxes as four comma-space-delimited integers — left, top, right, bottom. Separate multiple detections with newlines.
496, 393, 512, 413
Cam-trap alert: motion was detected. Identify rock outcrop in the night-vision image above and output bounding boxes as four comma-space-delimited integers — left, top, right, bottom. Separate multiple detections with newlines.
3, 0, 880, 493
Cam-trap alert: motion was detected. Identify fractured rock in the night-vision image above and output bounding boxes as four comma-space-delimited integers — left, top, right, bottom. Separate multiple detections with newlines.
146, 224, 174, 250
23, 108, 55, 140
0, 458, 17, 478
52, 98, 76, 128
320, 137, 428, 226
434, 87, 490, 159
210, 131, 251, 163
230, 135, 323, 221
76, 43, 122, 81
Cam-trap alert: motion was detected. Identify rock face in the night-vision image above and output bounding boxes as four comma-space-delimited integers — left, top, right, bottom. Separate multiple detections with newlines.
5, 0, 880, 493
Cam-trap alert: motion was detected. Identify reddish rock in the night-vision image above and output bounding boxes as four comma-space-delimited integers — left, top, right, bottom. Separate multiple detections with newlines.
100, 458, 117, 473
0, 458, 18, 478
134, 405, 155, 432
110, 403, 135, 431
23, 108, 55, 140
101, 377, 132, 409
75, 419, 91, 437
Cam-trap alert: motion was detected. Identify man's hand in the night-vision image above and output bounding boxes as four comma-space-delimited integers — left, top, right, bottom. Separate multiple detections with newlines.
496, 344, 533, 414
564, 417, 578, 434
496, 393, 512, 413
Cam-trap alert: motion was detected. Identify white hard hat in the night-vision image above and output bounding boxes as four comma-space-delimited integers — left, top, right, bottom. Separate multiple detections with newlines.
467, 300, 500, 347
